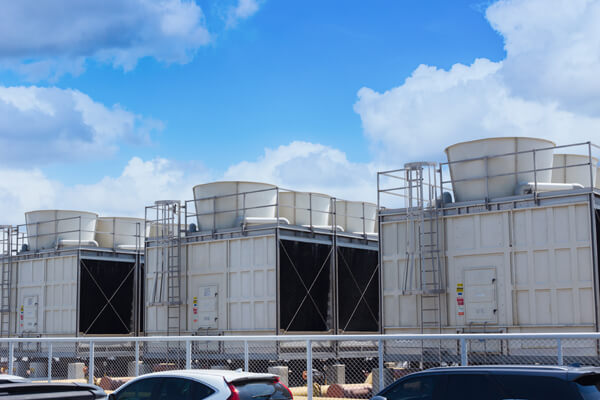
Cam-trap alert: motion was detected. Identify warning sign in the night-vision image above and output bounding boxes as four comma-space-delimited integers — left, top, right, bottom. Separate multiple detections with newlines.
456, 283, 465, 317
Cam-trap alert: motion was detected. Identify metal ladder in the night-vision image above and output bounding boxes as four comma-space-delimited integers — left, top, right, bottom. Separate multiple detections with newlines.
150, 201, 182, 337
403, 162, 445, 334
0, 226, 13, 337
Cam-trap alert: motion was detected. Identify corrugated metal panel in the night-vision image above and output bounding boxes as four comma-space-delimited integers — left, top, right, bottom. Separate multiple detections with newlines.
381, 220, 418, 329
383, 202, 595, 333
14, 256, 77, 335
146, 234, 276, 334
227, 236, 276, 331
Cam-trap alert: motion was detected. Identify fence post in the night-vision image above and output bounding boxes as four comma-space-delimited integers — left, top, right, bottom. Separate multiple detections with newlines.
135, 340, 140, 376
47, 343, 52, 382
244, 341, 249, 372
186, 340, 192, 370
8, 342, 13, 375
460, 338, 468, 366
557, 339, 563, 366
378, 339, 384, 392
307, 340, 312, 400
89, 341, 94, 385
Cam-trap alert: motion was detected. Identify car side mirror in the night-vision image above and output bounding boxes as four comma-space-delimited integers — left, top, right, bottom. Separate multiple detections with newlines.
372, 396, 387, 400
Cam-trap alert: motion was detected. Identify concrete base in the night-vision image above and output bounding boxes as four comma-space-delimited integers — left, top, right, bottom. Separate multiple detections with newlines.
29, 362, 48, 378
68, 362, 85, 380
128, 361, 152, 377
325, 364, 345, 384
372, 368, 394, 394
268, 366, 289, 387
12, 361, 27, 377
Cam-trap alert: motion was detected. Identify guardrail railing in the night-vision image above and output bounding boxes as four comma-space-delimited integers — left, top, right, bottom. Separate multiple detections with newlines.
1, 333, 600, 398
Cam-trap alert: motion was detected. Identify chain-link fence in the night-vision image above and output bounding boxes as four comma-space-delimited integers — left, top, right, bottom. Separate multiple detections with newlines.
2, 333, 600, 397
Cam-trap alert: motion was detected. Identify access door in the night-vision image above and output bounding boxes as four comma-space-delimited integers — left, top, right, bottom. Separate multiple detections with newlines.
464, 267, 497, 324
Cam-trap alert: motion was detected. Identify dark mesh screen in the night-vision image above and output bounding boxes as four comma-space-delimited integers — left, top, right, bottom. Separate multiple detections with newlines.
279, 240, 332, 332
337, 246, 379, 332
79, 259, 136, 334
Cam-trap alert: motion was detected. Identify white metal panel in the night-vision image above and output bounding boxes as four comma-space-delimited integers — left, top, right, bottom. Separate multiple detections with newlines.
14, 255, 77, 335
509, 203, 593, 327
44, 256, 77, 334
146, 234, 277, 334
227, 235, 276, 331
383, 200, 594, 333
381, 220, 419, 329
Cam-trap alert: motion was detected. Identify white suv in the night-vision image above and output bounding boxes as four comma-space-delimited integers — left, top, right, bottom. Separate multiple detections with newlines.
108, 369, 293, 400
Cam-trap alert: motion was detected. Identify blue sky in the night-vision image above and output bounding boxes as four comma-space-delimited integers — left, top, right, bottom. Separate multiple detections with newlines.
1, 0, 600, 222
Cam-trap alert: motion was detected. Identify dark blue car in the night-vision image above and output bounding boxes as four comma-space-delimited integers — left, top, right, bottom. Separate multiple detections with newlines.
372, 365, 600, 400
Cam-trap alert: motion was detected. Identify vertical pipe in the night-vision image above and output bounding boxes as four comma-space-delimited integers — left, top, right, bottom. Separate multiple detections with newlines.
332, 198, 338, 335
8, 341, 13, 374
485, 157, 489, 202
276, 188, 281, 335
47, 343, 52, 382
589, 142, 594, 189
135, 340, 140, 376
212, 197, 216, 234
244, 340, 249, 372
533, 149, 538, 195
460, 338, 468, 366
362, 202, 366, 237
306, 340, 312, 400
186, 340, 192, 370
309, 194, 313, 229
378, 339, 384, 392
557, 338, 563, 366
88, 341, 94, 385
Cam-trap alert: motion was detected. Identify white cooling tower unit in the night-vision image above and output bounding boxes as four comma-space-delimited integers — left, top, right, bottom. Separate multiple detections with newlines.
25, 210, 98, 251
335, 200, 377, 234
193, 181, 277, 231
445, 137, 555, 202
278, 191, 331, 227
95, 217, 147, 250
551, 154, 598, 187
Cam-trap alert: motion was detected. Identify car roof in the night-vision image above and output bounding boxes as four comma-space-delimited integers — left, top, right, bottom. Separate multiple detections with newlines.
0, 374, 27, 383
133, 369, 278, 383
405, 365, 600, 380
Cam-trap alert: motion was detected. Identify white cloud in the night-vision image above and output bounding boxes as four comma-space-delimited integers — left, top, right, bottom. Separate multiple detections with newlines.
0, 157, 212, 225
224, 141, 379, 202
0, 86, 161, 166
0, 142, 379, 225
354, 0, 600, 163
0, 0, 211, 79
227, 0, 262, 27
487, 0, 600, 114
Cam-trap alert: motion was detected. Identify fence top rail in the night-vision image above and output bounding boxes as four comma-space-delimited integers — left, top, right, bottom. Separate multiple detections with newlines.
2, 333, 600, 343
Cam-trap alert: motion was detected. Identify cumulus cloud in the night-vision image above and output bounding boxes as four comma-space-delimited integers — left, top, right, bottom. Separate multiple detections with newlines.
0, 86, 161, 166
0, 142, 379, 224
0, 0, 211, 79
227, 0, 262, 27
354, 0, 600, 163
487, 0, 600, 114
224, 141, 379, 202
0, 157, 211, 225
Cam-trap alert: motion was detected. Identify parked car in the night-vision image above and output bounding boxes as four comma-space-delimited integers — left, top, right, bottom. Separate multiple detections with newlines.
108, 369, 293, 400
0, 374, 27, 384
0, 382, 106, 399
371, 365, 600, 400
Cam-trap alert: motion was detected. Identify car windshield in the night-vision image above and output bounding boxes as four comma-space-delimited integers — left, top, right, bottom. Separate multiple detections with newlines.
233, 379, 292, 400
